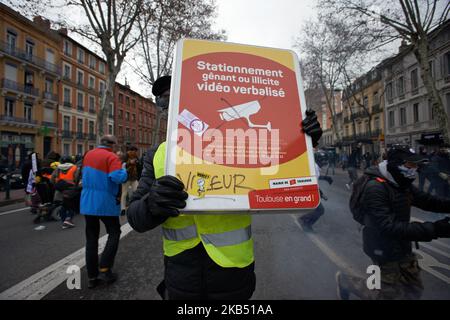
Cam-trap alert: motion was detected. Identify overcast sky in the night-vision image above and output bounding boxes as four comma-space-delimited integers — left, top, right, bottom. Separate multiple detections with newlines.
213, 0, 316, 50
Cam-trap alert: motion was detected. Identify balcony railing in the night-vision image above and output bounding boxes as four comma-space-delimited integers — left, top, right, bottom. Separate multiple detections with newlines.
0, 115, 38, 125
62, 130, 73, 138
88, 133, 96, 140
76, 132, 85, 139
0, 40, 61, 75
89, 108, 96, 114
77, 105, 84, 112
1, 78, 39, 96
43, 91, 58, 102
63, 101, 72, 108
41, 121, 57, 128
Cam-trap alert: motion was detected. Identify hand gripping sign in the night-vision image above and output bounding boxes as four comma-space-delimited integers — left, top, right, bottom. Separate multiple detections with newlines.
165, 39, 320, 214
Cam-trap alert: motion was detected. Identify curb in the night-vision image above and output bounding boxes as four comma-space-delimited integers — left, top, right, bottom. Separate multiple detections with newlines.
0, 198, 24, 208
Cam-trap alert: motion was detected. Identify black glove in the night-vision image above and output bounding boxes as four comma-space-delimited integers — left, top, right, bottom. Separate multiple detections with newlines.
433, 217, 450, 238
146, 175, 188, 218
302, 109, 323, 147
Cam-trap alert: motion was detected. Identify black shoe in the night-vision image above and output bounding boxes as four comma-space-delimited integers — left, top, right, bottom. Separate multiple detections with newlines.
298, 219, 314, 233
88, 278, 101, 289
99, 270, 118, 284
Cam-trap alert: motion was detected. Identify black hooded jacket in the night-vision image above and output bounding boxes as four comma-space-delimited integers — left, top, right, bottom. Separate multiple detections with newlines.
360, 166, 450, 263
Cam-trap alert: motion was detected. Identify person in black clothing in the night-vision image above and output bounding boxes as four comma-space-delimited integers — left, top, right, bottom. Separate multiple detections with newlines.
346, 146, 361, 190
126, 75, 324, 300
336, 144, 450, 300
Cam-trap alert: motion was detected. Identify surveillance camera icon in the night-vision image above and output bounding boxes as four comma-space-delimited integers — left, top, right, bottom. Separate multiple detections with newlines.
217, 100, 272, 131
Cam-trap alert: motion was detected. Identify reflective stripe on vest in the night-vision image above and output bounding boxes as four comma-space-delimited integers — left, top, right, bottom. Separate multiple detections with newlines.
201, 226, 251, 247
154, 142, 254, 268
162, 225, 198, 241
57, 165, 77, 184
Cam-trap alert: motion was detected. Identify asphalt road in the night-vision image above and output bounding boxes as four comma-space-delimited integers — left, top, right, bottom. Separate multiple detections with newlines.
1, 169, 449, 300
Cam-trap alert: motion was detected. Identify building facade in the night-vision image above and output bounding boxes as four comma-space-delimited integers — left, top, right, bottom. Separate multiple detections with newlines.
342, 67, 385, 157
58, 30, 112, 157
382, 21, 450, 152
114, 82, 165, 155
0, 4, 60, 167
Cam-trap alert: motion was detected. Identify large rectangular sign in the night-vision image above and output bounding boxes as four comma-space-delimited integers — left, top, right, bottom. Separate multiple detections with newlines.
166, 39, 320, 213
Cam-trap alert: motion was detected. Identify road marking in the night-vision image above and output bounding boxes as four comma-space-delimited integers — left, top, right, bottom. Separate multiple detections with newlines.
0, 223, 133, 300
419, 242, 450, 259
415, 250, 450, 285
0, 207, 28, 216
291, 215, 365, 279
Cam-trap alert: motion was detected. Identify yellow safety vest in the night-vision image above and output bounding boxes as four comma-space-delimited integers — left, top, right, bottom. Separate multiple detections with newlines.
154, 142, 254, 268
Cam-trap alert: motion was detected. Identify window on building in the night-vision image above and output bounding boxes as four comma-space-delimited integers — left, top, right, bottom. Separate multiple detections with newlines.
89, 120, 94, 134
77, 70, 84, 85
397, 76, 404, 97
88, 76, 95, 89
4, 98, 14, 117
63, 144, 70, 156
413, 103, 419, 123
132, 99, 136, 108
77, 92, 84, 108
388, 110, 395, 128
374, 117, 380, 130
429, 100, 434, 120
445, 51, 450, 76
363, 96, 368, 109
125, 128, 130, 138
126, 96, 130, 106
25, 39, 34, 59
24, 103, 32, 121
108, 103, 114, 117
446, 93, 450, 118
126, 112, 130, 121
6, 30, 16, 50
119, 109, 123, 119
89, 55, 96, 69
89, 96, 95, 111
63, 116, 70, 131
132, 129, 136, 138
411, 69, 418, 91
64, 40, 72, 56
77, 144, 83, 156
108, 124, 113, 135
45, 79, 53, 93
386, 82, 393, 101
400, 107, 407, 125
373, 91, 379, 106
77, 48, 84, 63
119, 93, 123, 103
63, 87, 71, 104
24, 70, 34, 87
77, 118, 83, 133
63, 64, 71, 79
99, 62, 105, 74
132, 114, 136, 122
99, 81, 105, 94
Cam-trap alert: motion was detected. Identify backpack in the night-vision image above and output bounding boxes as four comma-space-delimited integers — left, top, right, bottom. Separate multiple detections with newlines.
349, 174, 391, 225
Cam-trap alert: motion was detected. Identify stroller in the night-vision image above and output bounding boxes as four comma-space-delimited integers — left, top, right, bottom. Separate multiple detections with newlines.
33, 171, 60, 224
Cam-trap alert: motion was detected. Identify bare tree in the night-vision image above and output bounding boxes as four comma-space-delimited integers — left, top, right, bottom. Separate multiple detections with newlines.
130, 0, 226, 147
297, 17, 377, 146
320, 0, 450, 143
8, 0, 149, 140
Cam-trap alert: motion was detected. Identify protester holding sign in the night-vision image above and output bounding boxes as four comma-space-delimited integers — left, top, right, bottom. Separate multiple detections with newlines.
127, 40, 322, 300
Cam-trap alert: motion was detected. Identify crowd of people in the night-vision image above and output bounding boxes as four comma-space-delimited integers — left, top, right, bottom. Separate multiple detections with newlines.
21, 144, 143, 229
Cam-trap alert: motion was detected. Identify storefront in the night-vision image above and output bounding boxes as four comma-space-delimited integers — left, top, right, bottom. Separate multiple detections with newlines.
0, 132, 35, 169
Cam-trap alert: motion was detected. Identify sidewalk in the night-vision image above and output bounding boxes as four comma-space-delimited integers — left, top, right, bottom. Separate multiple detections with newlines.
0, 189, 25, 208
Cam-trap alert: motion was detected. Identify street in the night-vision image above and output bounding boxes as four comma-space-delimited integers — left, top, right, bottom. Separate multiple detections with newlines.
0, 169, 449, 300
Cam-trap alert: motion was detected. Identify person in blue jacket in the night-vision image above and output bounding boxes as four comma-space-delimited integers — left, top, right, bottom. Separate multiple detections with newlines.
80, 135, 128, 288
